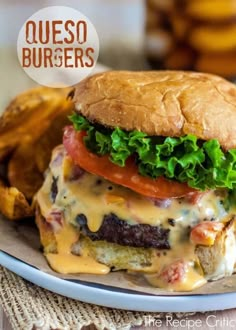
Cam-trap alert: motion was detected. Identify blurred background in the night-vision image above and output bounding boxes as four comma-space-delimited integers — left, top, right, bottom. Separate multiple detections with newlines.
1, 0, 236, 109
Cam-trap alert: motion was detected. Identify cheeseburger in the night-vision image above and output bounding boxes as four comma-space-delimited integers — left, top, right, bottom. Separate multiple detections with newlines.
36, 71, 236, 291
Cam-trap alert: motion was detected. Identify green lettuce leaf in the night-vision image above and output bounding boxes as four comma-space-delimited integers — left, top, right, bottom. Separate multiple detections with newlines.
69, 114, 236, 191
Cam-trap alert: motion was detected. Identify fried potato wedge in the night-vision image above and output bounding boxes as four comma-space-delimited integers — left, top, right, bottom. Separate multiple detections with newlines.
0, 86, 73, 219
35, 113, 69, 173
8, 143, 43, 200
0, 86, 73, 161
0, 179, 33, 220
7, 113, 69, 200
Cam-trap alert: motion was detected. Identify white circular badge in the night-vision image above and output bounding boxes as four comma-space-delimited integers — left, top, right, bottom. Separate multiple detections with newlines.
17, 6, 99, 87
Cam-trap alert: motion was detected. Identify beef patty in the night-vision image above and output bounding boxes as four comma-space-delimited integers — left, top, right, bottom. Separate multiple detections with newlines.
76, 213, 170, 249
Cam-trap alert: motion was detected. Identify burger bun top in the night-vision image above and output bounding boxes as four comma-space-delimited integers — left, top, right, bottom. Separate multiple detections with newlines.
73, 70, 236, 150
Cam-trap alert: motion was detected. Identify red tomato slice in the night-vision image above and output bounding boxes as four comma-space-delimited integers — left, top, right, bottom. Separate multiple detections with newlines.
63, 126, 197, 199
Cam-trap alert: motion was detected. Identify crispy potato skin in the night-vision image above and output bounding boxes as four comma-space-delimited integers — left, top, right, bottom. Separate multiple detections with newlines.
8, 143, 43, 200
0, 179, 32, 219
0, 86, 73, 160
0, 86, 73, 219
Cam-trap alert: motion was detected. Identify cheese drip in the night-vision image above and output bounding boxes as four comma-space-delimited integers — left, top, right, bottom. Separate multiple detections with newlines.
36, 145, 234, 290
145, 263, 207, 291
46, 222, 110, 274
38, 147, 228, 239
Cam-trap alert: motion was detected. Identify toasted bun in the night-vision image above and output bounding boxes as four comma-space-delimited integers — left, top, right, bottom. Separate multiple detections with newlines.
35, 207, 155, 272
35, 205, 57, 254
74, 70, 236, 150
195, 217, 236, 280
72, 236, 154, 272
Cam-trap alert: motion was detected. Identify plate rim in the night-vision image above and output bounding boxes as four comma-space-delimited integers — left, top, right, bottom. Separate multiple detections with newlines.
1, 250, 236, 313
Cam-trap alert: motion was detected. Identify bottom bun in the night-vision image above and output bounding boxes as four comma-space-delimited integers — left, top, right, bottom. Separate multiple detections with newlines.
35, 206, 155, 272
35, 205, 57, 254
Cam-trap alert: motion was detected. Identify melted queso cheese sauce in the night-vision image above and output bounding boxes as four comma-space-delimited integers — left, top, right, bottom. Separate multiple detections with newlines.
36, 146, 233, 291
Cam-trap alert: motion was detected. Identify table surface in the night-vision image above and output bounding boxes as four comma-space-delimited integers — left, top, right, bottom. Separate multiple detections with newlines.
2, 304, 236, 330
0, 307, 11, 330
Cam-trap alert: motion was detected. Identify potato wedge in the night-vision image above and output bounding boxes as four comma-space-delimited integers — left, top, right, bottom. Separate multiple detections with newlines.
8, 143, 44, 200
0, 86, 73, 219
0, 179, 33, 220
0, 86, 73, 161
35, 113, 69, 173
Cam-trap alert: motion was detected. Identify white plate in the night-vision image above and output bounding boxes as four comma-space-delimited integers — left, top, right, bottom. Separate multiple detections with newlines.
1, 251, 236, 312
